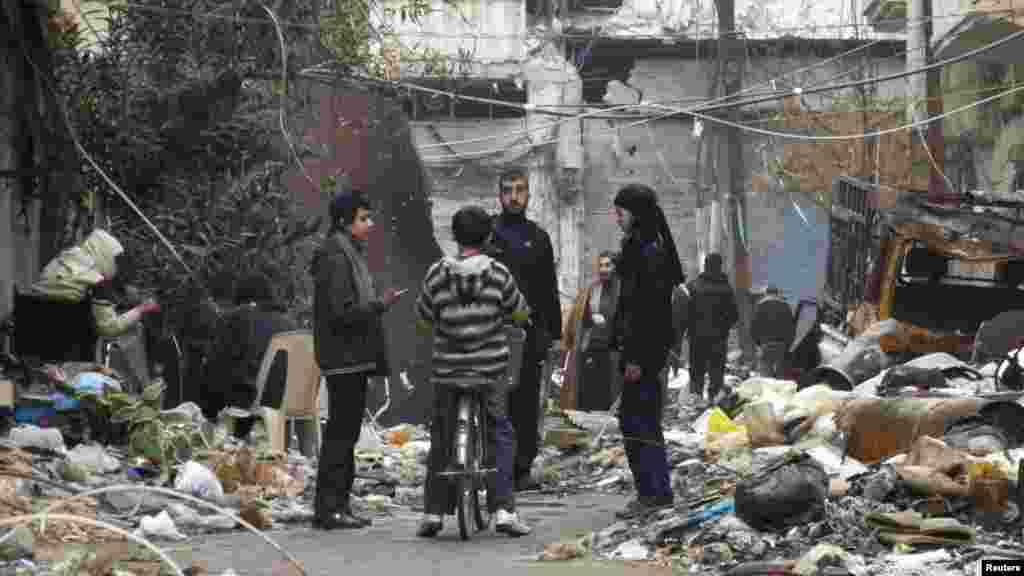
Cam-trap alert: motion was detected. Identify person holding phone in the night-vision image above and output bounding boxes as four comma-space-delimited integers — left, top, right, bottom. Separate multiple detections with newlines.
311, 188, 404, 530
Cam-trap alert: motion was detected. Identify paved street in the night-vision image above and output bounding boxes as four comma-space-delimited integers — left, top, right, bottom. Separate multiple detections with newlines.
190, 492, 672, 576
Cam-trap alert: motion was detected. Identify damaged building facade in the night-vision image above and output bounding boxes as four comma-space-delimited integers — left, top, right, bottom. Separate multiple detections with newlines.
865, 0, 1024, 200
379, 0, 906, 302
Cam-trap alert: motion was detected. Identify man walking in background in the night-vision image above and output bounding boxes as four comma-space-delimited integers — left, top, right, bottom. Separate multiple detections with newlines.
487, 168, 562, 492
752, 286, 795, 379
686, 253, 738, 403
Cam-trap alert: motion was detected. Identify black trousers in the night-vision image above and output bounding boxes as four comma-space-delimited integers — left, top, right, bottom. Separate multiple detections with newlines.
619, 361, 673, 500
509, 329, 546, 481
689, 338, 728, 399
315, 372, 369, 518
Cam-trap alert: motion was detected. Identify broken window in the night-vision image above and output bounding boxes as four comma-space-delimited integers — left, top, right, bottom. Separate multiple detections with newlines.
402, 79, 527, 120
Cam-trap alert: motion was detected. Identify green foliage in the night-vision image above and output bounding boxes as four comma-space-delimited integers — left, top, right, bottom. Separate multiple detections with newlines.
51, 0, 327, 337
81, 381, 215, 481
941, 60, 1022, 145
319, 0, 467, 78
319, 0, 375, 69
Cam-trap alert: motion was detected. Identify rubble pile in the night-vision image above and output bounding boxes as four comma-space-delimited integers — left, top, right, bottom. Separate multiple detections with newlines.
350, 424, 430, 511
3, 314, 1024, 574
533, 329, 1024, 575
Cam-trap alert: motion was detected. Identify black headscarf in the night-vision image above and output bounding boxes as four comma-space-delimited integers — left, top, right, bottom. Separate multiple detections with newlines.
613, 184, 685, 287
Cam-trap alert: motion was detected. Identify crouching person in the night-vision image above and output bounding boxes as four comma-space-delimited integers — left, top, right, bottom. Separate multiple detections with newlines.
414, 206, 532, 538
31, 229, 160, 338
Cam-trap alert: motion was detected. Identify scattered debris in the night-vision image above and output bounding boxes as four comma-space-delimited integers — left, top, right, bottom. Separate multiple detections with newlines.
2, 308, 1024, 576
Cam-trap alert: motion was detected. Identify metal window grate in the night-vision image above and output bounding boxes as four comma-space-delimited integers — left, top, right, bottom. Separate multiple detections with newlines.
823, 177, 878, 326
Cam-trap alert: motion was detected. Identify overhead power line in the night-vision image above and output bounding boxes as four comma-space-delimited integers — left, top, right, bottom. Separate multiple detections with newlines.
408, 36, 917, 150
71, 0, 1024, 163
697, 24, 1024, 113
376, 36, 896, 151
103, 0, 999, 41
415, 80, 1024, 160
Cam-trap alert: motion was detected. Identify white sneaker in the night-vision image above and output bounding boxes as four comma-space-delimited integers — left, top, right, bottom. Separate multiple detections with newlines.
495, 509, 531, 537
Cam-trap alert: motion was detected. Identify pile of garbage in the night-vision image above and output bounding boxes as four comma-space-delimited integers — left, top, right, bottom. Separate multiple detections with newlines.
350, 423, 430, 511
535, 335, 1024, 575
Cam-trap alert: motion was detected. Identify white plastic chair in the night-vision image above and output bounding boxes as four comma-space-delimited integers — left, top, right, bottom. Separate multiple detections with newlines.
250, 329, 322, 457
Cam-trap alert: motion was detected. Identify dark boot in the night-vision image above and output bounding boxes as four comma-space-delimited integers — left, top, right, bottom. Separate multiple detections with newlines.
313, 511, 365, 530
515, 473, 540, 492
614, 496, 674, 520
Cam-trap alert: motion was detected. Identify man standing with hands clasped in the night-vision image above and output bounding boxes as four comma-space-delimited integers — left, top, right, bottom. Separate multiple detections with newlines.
610, 184, 685, 519
311, 189, 405, 530
486, 168, 563, 492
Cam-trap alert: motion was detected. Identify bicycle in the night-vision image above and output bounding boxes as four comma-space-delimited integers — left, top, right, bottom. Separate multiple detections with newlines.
433, 372, 496, 541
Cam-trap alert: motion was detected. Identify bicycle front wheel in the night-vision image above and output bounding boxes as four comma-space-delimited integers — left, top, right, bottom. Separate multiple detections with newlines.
453, 412, 474, 541
472, 405, 491, 532
456, 476, 473, 540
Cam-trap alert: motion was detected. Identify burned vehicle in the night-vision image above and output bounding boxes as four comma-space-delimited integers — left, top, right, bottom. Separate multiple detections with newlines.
791, 176, 1024, 390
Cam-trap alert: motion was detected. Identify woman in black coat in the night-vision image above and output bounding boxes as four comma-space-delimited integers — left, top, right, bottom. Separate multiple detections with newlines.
610, 184, 686, 519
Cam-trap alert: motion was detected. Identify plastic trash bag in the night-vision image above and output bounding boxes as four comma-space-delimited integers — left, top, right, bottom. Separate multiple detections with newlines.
9, 426, 66, 453
71, 372, 122, 394
67, 443, 121, 474
136, 510, 187, 541
878, 365, 947, 396
735, 452, 829, 532
174, 460, 225, 503
355, 422, 384, 451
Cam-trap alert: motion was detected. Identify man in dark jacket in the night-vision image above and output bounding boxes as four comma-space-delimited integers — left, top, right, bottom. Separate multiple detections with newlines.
203, 274, 298, 428
486, 168, 562, 491
311, 189, 404, 531
686, 253, 738, 402
752, 286, 796, 379
610, 184, 685, 519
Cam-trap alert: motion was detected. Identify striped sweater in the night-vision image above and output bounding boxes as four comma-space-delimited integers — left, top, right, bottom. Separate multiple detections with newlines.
416, 253, 528, 384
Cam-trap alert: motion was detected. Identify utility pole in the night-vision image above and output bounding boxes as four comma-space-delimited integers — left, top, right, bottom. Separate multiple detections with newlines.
715, 0, 754, 362
908, 0, 946, 203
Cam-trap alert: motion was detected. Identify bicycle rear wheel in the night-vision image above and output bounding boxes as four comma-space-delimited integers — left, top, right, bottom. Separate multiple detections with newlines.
472, 404, 492, 531
453, 398, 474, 541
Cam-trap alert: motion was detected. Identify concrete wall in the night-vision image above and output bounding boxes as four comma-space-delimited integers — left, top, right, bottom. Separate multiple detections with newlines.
0, 196, 41, 327
0, 27, 41, 332
587, 55, 903, 285
413, 53, 903, 297
627, 56, 906, 114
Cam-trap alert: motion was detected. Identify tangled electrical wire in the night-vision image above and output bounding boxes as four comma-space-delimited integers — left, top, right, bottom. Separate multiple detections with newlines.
0, 475, 308, 575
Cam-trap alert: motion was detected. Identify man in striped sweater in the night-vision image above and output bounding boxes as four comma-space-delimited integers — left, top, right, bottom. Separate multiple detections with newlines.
414, 205, 532, 538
